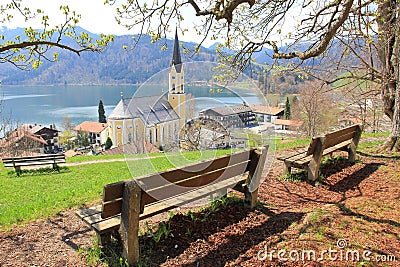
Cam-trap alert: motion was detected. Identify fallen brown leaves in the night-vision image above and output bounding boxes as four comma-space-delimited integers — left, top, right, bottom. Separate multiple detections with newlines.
0, 152, 399, 267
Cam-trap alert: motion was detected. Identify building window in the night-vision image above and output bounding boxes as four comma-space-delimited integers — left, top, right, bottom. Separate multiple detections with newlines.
149, 130, 153, 143
172, 76, 175, 79
117, 125, 121, 129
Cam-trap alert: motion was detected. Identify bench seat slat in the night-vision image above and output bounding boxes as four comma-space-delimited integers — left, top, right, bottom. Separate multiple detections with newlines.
5, 160, 66, 167
288, 139, 353, 166
276, 148, 308, 161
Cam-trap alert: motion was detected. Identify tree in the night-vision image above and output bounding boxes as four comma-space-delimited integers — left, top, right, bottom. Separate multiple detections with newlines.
293, 81, 337, 137
76, 130, 90, 147
0, 1, 113, 70
112, 0, 400, 151
284, 97, 291, 120
98, 100, 107, 123
62, 116, 73, 131
105, 137, 113, 150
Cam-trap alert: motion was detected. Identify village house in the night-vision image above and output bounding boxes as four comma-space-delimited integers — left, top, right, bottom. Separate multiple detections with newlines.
73, 121, 109, 146
248, 104, 284, 123
0, 129, 47, 157
274, 119, 303, 131
20, 124, 59, 152
107, 30, 186, 150
199, 103, 256, 129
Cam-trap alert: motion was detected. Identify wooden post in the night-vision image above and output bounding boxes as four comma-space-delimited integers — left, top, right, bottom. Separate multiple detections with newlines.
121, 180, 141, 265
96, 232, 112, 246
283, 162, 292, 174
245, 146, 268, 208
348, 125, 362, 162
307, 137, 325, 181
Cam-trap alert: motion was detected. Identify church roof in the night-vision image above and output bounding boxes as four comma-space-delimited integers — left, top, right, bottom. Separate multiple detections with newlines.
108, 95, 179, 125
171, 29, 182, 73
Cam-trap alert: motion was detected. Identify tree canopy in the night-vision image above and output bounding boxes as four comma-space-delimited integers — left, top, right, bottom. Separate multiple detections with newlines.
0, 0, 113, 70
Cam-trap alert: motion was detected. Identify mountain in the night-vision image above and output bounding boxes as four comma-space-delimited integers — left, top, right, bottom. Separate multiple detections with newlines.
0, 27, 218, 85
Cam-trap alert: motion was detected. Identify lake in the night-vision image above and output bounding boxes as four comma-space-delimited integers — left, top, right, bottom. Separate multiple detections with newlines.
0, 85, 265, 129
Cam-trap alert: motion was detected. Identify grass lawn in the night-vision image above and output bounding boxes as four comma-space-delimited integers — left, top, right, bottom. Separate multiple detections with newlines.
0, 149, 233, 230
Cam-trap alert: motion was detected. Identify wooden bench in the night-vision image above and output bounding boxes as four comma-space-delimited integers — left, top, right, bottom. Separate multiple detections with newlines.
277, 124, 362, 181
76, 146, 268, 265
1, 154, 66, 176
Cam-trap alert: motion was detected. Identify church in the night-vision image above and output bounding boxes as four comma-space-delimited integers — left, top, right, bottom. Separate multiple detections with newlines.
107, 31, 186, 151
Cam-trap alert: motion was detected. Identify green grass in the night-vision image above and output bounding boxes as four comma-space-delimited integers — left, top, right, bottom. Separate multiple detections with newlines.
361, 132, 390, 138
0, 149, 234, 230
275, 137, 311, 151
0, 161, 131, 230
65, 152, 165, 163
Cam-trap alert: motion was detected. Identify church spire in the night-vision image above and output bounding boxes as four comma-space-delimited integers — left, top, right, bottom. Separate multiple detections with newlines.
171, 29, 182, 73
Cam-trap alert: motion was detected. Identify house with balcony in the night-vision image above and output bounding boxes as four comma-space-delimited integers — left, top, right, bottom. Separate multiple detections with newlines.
18, 124, 59, 153
73, 121, 108, 146
248, 104, 284, 123
199, 103, 256, 129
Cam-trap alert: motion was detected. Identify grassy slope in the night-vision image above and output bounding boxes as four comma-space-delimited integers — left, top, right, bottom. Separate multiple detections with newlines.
0, 149, 233, 230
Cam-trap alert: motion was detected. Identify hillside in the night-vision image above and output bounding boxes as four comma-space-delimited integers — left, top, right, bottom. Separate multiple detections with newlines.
0, 28, 218, 85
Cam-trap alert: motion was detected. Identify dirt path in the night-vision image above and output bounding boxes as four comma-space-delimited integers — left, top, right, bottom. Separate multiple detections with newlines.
0, 149, 399, 266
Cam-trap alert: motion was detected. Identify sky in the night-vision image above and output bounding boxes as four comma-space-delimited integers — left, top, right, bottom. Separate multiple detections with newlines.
1, 0, 210, 46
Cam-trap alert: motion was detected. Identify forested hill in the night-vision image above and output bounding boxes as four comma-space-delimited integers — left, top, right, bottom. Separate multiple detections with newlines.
0, 27, 218, 85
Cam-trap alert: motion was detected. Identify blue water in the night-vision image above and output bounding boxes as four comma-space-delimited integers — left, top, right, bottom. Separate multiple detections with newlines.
0, 85, 264, 129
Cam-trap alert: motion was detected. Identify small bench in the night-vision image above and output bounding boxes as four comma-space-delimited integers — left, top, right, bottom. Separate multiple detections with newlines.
277, 124, 362, 181
2, 154, 66, 176
76, 146, 268, 265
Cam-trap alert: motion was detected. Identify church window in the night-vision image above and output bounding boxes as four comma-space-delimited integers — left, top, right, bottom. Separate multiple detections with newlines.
172, 76, 175, 79
117, 125, 121, 129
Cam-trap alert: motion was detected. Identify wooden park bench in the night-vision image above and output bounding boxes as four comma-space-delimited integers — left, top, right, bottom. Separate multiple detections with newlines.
277, 124, 362, 181
2, 154, 66, 176
76, 146, 268, 265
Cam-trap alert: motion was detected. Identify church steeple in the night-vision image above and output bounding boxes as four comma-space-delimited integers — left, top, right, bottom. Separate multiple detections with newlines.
168, 29, 186, 127
171, 29, 182, 73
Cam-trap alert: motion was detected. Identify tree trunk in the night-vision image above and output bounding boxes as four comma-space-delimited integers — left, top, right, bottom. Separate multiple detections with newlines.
382, 46, 400, 152
377, 0, 400, 152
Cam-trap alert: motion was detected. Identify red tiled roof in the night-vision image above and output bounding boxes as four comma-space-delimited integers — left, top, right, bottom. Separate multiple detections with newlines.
249, 104, 284, 116
274, 119, 303, 127
73, 121, 108, 134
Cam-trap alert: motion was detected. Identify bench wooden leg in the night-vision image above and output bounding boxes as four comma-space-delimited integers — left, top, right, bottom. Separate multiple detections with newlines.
121, 181, 141, 265
245, 187, 258, 209
53, 163, 60, 172
96, 232, 112, 246
284, 162, 292, 174
15, 166, 21, 176
307, 169, 318, 181
348, 142, 357, 163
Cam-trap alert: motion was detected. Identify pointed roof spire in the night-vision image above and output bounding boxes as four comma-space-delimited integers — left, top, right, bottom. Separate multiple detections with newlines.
171, 28, 182, 72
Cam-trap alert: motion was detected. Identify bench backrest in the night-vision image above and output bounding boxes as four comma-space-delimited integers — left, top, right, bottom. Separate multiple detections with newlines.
2, 154, 66, 166
101, 148, 263, 218
306, 124, 362, 155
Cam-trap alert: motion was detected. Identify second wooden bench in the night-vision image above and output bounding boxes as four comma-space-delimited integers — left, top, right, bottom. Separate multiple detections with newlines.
277, 124, 362, 181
